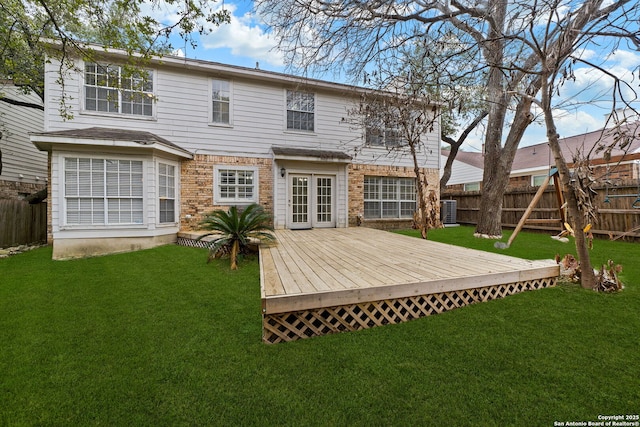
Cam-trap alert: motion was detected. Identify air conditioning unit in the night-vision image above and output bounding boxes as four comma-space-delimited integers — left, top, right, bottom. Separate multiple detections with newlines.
440, 200, 457, 225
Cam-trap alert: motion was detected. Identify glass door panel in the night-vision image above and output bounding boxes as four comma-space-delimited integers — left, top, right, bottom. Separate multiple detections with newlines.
290, 175, 311, 229
315, 176, 335, 227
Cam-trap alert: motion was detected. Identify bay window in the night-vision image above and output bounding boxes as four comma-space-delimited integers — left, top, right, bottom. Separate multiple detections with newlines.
64, 158, 144, 225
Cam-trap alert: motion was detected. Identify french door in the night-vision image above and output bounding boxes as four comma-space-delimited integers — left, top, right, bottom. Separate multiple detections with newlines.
288, 174, 335, 229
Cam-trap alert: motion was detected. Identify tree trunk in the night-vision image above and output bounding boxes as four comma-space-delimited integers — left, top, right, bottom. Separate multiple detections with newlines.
411, 141, 429, 239
230, 240, 240, 270
475, 91, 535, 238
475, 173, 507, 238
474, 0, 508, 238
541, 84, 596, 289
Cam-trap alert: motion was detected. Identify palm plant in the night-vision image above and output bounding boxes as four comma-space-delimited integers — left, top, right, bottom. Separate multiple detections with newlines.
197, 203, 275, 270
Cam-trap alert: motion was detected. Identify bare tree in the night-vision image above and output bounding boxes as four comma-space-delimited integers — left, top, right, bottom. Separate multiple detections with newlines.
397, 36, 489, 190
501, 0, 639, 288
349, 65, 441, 238
255, 0, 640, 239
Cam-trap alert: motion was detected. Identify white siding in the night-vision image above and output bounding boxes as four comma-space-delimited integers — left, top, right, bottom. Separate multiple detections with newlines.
0, 83, 47, 183
44, 58, 440, 170
440, 154, 484, 185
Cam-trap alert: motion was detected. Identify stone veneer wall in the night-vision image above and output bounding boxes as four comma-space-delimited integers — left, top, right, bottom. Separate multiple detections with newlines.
180, 154, 274, 231
348, 164, 440, 229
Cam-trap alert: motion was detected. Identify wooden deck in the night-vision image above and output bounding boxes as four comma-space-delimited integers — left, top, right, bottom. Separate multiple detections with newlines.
260, 228, 559, 343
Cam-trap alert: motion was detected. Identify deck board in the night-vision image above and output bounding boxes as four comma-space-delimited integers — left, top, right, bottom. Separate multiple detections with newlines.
260, 228, 559, 315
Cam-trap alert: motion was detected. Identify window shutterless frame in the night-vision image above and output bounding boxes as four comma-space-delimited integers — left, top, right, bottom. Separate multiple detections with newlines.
82, 62, 155, 118
158, 161, 177, 224
213, 165, 259, 204
363, 176, 416, 219
285, 89, 315, 132
63, 156, 145, 226
210, 79, 233, 126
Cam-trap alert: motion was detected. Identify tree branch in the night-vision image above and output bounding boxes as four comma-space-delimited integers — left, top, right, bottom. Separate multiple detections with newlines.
0, 96, 44, 110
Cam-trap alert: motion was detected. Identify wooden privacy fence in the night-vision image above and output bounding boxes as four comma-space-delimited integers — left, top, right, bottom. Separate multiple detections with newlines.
0, 200, 47, 248
442, 182, 640, 240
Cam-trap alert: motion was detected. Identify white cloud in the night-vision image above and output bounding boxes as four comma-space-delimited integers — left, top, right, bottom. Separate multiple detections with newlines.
553, 108, 604, 136
138, 0, 182, 27
137, 1, 283, 67
605, 49, 640, 70
200, 3, 284, 67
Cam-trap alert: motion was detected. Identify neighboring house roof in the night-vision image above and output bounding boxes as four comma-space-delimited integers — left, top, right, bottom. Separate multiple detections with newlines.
441, 122, 640, 185
511, 122, 640, 174
31, 127, 193, 159
442, 149, 484, 169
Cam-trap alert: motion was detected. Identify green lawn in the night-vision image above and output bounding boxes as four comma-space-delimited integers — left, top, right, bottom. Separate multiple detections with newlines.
1, 228, 639, 426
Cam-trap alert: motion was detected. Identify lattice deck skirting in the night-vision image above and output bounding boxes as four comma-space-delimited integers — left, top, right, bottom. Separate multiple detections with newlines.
177, 236, 210, 249
263, 277, 556, 344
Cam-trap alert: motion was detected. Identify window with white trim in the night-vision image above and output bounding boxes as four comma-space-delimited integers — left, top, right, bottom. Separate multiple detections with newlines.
464, 182, 481, 192
211, 79, 231, 124
286, 90, 314, 131
64, 158, 144, 225
365, 123, 407, 148
532, 174, 554, 187
364, 176, 416, 219
84, 62, 154, 116
214, 166, 258, 204
158, 163, 176, 223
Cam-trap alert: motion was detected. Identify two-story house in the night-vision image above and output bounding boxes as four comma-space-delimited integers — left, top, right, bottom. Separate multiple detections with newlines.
31, 44, 441, 259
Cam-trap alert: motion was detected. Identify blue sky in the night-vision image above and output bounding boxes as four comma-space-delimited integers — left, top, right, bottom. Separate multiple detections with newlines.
154, 0, 640, 152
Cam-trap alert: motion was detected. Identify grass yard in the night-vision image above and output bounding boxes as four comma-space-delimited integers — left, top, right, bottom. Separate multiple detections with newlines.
1, 227, 639, 426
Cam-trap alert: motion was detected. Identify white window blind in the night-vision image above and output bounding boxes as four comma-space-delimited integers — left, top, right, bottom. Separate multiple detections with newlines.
65, 158, 144, 225
364, 176, 416, 219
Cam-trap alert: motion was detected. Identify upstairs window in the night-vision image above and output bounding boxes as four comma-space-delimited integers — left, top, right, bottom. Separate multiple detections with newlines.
211, 79, 231, 124
286, 90, 314, 131
366, 122, 407, 148
84, 63, 154, 117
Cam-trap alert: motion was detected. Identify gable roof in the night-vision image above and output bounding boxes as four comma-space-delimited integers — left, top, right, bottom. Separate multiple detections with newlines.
31, 127, 193, 159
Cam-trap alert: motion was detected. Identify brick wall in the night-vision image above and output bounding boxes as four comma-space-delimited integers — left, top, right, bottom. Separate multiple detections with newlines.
0, 180, 46, 200
508, 175, 531, 188
180, 154, 274, 230
348, 163, 440, 229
